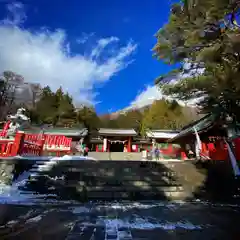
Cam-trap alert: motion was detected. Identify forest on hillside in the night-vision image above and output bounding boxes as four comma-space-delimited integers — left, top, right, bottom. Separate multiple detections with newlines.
0, 70, 198, 134
27, 85, 198, 133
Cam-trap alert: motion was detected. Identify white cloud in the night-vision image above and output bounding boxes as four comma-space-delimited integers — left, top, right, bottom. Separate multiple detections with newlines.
129, 85, 164, 109
126, 61, 205, 110
2, 1, 26, 26
127, 84, 204, 111
127, 85, 201, 111
90, 36, 119, 59
0, 2, 137, 105
76, 32, 95, 44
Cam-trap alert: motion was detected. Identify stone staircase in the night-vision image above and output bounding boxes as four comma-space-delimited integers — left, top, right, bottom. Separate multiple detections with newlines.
17, 159, 240, 202
19, 160, 189, 201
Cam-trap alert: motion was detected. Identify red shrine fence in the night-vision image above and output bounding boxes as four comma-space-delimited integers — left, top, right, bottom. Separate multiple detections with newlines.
0, 132, 72, 157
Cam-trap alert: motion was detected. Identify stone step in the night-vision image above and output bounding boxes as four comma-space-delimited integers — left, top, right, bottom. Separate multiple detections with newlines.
64, 180, 182, 187
27, 172, 181, 186
23, 180, 184, 193
63, 173, 178, 184
32, 160, 51, 165
27, 179, 181, 188
58, 168, 177, 177
18, 186, 185, 201
72, 185, 184, 192
83, 190, 186, 200
24, 176, 184, 189
28, 174, 52, 181
42, 160, 170, 169
29, 168, 53, 173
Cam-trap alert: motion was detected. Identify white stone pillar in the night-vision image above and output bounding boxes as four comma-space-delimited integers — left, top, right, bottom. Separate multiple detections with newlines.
103, 138, 107, 152
194, 127, 202, 159
195, 139, 200, 158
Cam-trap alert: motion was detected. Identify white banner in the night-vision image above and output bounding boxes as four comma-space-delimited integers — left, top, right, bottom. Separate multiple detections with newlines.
103, 138, 107, 152
194, 127, 202, 158
225, 140, 240, 176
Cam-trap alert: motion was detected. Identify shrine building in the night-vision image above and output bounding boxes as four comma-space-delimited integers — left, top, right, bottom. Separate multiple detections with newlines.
89, 128, 180, 153
90, 128, 137, 152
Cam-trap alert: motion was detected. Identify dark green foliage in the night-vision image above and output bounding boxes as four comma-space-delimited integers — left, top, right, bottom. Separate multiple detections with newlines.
153, 0, 240, 121
141, 99, 188, 131
30, 86, 76, 126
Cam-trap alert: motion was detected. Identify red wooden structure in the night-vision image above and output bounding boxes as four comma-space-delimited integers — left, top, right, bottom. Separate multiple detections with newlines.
0, 131, 72, 157
198, 138, 240, 161
43, 134, 72, 156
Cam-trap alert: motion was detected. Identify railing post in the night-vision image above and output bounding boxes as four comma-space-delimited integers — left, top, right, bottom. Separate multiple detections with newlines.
39, 137, 45, 156
12, 132, 25, 156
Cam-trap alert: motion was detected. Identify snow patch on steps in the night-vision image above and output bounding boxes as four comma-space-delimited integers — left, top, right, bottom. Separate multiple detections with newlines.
0, 155, 95, 204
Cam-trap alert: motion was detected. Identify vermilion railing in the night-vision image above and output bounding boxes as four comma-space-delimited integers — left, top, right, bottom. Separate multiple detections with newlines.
43, 135, 72, 156
0, 139, 16, 157
0, 132, 72, 157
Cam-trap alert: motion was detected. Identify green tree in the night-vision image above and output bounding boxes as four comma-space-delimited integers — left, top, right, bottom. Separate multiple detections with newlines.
141, 99, 187, 130
153, 0, 240, 122
104, 119, 120, 128
77, 106, 100, 130
54, 87, 76, 126
32, 86, 76, 125
33, 86, 57, 124
77, 106, 101, 145
117, 110, 143, 129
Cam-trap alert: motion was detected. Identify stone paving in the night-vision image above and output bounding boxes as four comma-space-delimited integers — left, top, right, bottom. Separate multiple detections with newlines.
0, 201, 240, 239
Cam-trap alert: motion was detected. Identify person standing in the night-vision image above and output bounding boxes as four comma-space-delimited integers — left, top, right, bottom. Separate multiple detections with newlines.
83, 145, 89, 156
155, 147, 160, 161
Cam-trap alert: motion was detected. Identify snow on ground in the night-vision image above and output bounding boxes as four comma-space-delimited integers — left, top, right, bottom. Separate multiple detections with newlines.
13, 155, 96, 161
101, 218, 203, 231
0, 155, 95, 205
0, 170, 55, 205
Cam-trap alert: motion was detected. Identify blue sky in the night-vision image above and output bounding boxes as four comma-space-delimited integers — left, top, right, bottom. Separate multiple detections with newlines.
0, 0, 175, 113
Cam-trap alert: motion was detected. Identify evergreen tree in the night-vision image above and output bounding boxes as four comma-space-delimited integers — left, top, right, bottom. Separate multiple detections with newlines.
153, 0, 240, 123
34, 86, 57, 124
141, 99, 187, 130
32, 86, 76, 126
54, 87, 76, 126
77, 106, 101, 130
77, 106, 101, 145
117, 110, 143, 129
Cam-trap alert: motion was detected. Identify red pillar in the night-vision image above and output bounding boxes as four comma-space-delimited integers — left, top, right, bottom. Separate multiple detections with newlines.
12, 132, 24, 156
39, 138, 45, 156
128, 136, 132, 152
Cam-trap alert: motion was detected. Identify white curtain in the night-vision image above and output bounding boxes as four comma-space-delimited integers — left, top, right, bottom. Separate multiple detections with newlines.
103, 138, 107, 152
194, 127, 202, 158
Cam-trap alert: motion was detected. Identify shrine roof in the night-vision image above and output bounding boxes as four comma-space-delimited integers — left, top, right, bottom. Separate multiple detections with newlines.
169, 114, 217, 142
146, 130, 180, 139
24, 126, 88, 137
44, 128, 88, 137
98, 128, 137, 136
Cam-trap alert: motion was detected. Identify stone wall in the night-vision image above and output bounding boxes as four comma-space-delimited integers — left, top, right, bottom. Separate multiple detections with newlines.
88, 152, 142, 160
0, 161, 15, 185
0, 159, 35, 185
164, 160, 240, 202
